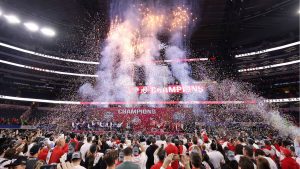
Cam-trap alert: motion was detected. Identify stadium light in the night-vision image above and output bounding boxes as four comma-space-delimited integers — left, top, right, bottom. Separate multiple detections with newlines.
24, 22, 39, 32
41, 27, 56, 37
4, 14, 21, 24
0, 59, 98, 77
0, 42, 99, 64
238, 60, 300, 72
235, 41, 300, 58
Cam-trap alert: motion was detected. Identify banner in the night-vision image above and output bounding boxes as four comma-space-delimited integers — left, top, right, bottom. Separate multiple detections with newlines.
94, 108, 193, 131
135, 85, 205, 94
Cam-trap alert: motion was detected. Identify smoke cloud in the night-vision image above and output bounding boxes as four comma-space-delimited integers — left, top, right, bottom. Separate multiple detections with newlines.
80, 0, 205, 107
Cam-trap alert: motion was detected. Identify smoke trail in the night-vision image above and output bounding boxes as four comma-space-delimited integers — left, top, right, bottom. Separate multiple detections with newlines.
165, 4, 207, 111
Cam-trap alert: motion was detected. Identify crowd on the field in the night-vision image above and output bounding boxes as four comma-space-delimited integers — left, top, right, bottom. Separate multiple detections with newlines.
0, 129, 299, 169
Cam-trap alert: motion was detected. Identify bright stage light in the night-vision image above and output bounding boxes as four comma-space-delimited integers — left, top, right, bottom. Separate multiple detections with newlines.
298, 9, 300, 14
24, 22, 39, 32
41, 27, 56, 37
4, 14, 21, 24
0, 10, 2, 16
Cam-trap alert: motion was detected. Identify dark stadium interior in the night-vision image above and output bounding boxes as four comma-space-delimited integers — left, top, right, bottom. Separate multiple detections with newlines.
0, 0, 299, 169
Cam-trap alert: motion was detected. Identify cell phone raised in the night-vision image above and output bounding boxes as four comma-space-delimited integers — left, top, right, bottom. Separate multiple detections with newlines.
119, 151, 124, 162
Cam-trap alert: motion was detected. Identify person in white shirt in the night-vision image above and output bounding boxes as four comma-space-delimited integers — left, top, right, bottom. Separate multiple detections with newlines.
132, 144, 147, 169
47, 137, 55, 149
189, 136, 200, 152
254, 149, 278, 169
94, 151, 104, 166
155, 135, 167, 148
207, 142, 225, 169
80, 135, 93, 162
234, 144, 244, 162
106, 140, 113, 148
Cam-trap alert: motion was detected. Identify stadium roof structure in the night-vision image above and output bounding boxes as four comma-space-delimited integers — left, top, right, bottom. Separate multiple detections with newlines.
0, 0, 298, 103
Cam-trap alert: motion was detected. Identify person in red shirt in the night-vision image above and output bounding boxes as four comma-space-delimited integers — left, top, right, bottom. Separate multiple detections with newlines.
164, 138, 179, 169
159, 153, 191, 169
273, 138, 282, 152
38, 147, 49, 162
69, 133, 79, 151
62, 141, 69, 153
151, 146, 172, 169
48, 138, 66, 164
262, 140, 276, 160
280, 147, 299, 169
174, 139, 183, 155
227, 139, 236, 152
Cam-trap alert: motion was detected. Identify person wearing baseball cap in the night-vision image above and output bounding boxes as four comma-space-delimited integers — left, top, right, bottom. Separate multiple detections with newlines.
71, 152, 85, 169
4, 156, 27, 169
27, 144, 45, 169
116, 147, 140, 169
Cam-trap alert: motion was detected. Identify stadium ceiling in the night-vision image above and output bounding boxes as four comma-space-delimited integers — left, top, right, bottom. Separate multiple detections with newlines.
190, 0, 299, 47
0, 0, 297, 50
0, 0, 109, 52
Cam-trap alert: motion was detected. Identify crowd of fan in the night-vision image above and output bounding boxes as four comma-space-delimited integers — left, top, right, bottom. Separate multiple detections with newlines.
0, 118, 21, 125
0, 128, 299, 169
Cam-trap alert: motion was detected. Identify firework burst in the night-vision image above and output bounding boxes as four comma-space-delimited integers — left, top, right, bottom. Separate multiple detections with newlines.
141, 9, 165, 33
170, 6, 191, 31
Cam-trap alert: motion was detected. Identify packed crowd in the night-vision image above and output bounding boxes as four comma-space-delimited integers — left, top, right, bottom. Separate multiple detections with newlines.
0, 129, 299, 169
0, 118, 21, 125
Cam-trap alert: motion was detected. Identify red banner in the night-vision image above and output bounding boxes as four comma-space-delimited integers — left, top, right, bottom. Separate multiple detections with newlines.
95, 108, 193, 131
135, 85, 205, 94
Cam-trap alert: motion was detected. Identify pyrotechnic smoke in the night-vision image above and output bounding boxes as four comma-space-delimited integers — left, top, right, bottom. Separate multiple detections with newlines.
207, 80, 300, 137
80, 0, 202, 107
247, 98, 300, 137
78, 0, 300, 137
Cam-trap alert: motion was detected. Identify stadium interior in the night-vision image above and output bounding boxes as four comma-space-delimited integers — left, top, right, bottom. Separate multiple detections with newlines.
0, 0, 299, 168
